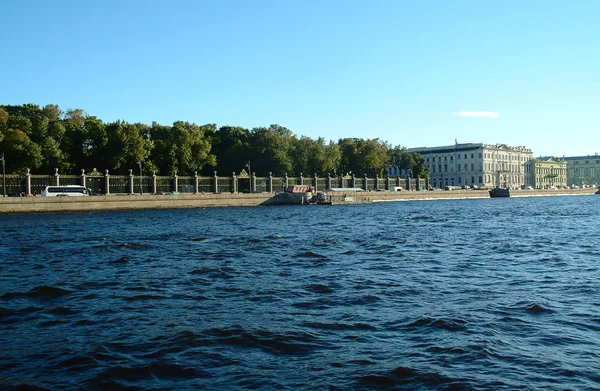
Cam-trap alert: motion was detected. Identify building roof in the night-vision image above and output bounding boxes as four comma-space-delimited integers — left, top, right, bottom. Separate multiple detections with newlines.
558, 154, 600, 161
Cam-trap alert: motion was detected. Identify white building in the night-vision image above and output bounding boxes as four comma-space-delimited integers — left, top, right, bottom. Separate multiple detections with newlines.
408, 142, 533, 189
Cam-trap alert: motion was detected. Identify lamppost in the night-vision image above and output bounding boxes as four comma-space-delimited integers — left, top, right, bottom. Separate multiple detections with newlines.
137, 160, 143, 195
0, 153, 5, 197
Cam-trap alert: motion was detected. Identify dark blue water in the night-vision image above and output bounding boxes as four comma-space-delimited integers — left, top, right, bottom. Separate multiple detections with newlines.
1, 195, 599, 390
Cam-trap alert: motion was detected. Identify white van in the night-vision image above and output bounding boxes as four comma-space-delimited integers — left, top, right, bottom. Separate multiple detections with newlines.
41, 185, 90, 196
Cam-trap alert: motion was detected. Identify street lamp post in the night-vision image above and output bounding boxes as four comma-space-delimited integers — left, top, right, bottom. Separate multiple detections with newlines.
137, 161, 143, 195
1, 153, 5, 197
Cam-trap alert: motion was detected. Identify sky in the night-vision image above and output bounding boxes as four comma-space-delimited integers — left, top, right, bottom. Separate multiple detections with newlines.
2, 0, 599, 157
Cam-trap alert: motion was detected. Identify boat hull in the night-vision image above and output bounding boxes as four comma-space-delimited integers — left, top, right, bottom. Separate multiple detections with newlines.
489, 188, 511, 198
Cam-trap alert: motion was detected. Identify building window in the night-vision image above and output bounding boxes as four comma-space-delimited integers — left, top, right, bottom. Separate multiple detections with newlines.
471, 163, 475, 171
471, 153, 474, 158
479, 153, 482, 158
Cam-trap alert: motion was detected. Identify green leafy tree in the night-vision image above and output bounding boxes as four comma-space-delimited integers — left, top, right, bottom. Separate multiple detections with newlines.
211, 126, 251, 175
249, 125, 295, 176
0, 129, 43, 173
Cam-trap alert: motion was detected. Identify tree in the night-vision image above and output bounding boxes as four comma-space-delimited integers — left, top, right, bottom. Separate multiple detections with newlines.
211, 126, 251, 175
249, 125, 295, 176
0, 129, 43, 173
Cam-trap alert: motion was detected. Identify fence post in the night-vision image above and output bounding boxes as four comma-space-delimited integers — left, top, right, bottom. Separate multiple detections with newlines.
284, 173, 289, 190
313, 173, 318, 192
299, 172, 304, 186
396, 175, 400, 187
361, 173, 366, 190
268, 172, 273, 193
250, 172, 256, 193
375, 175, 380, 191
327, 173, 332, 190
406, 173, 411, 191
173, 171, 178, 192
55, 168, 60, 186
385, 174, 390, 191
152, 171, 157, 194
26, 168, 31, 196
104, 170, 110, 195
416, 176, 421, 191
213, 171, 218, 193
129, 169, 134, 194
232, 172, 237, 193
194, 171, 199, 194
81, 169, 86, 188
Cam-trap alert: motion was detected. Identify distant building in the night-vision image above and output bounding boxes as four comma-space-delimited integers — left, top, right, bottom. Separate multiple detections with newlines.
530, 157, 567, 189
557, 153, 600, 186
407, 142, 533, 189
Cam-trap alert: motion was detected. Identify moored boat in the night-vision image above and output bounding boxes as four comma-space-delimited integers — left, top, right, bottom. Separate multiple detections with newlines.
489, 187, 510, 198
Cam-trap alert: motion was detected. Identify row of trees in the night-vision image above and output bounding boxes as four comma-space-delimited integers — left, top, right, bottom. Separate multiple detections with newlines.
0, 104, 429, 178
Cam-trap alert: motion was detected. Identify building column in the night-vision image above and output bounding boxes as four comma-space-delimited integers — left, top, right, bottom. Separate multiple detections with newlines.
104, 170, 110, 195
25, 168, 31, 196
128, 169, 134, 194
231, 172, 237, 193
268, 172, 273, 193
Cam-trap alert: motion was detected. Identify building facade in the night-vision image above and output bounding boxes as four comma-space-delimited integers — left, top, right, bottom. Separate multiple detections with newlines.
530, 157, 567, 188
558, 154, 600, 187
407, 142, 533, 189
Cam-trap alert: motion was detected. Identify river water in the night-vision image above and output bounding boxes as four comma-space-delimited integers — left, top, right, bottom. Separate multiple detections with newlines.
1, 195, 599, 390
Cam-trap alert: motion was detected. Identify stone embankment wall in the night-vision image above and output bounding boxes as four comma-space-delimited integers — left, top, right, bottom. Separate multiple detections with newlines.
0, 188, 596, 214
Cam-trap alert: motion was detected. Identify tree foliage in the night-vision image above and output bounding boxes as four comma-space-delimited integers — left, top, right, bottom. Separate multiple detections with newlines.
0, 103, 424, 177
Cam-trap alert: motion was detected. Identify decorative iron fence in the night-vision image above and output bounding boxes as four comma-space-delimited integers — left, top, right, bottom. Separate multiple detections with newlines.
4, 169, 425, 196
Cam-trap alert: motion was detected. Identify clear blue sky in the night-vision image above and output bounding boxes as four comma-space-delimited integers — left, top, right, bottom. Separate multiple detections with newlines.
2, 0, 599, 157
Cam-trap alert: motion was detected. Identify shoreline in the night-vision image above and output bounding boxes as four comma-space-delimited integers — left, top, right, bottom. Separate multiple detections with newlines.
0, 188, 596, 214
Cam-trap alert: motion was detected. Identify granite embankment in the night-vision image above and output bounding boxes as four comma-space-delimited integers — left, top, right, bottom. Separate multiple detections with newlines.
0, 188, 596, 214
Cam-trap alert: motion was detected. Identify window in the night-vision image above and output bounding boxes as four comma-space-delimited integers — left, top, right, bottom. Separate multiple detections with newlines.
444, 164, 448, 172
471, 163, 475, 171
450, 156, 453, 161
464, 154, 467, 159
471, 153, 474, 158
458, 154, 461, 159
444, 156, 447, 161
479, 153, 482, 158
